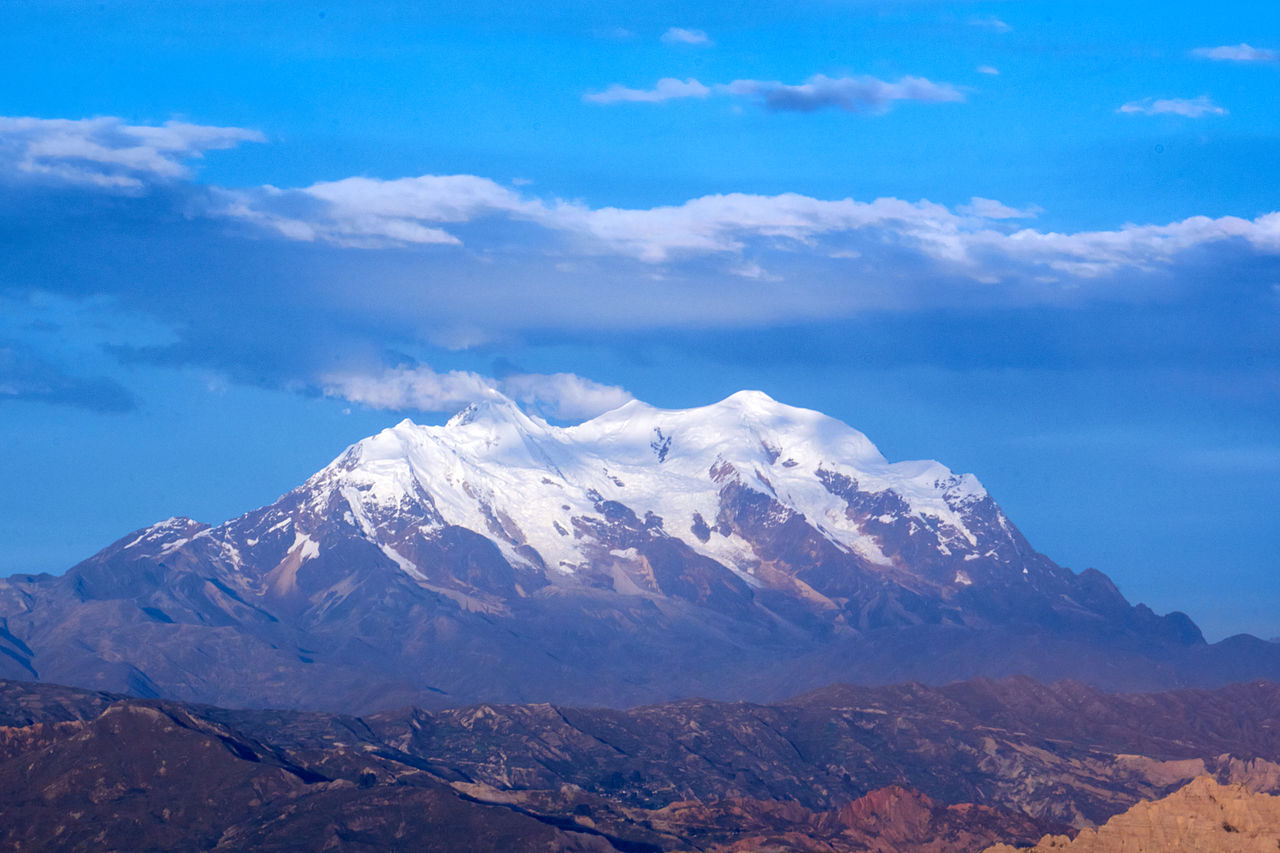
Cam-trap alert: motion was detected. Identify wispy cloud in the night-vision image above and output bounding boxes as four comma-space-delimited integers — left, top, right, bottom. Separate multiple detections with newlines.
321, 366, 500, 413
958, 197, 1040, 219
583, 77, 712, 105
726, 74, 964, 113
544, 193, 964, 263
976, 65, 1000, 76
218, 174, 543, 247
586, 74, 964, 114
971, 16, 1011, 33
661, 27, 712, 46
0, 116, 264, 189
593, 26, 636, 41
222, 180, 973, 263
1193, 43, 1279, 62
1117, 96, 1227, 118
500, 372, 634, 419
216, 170, 1280, 281
321, 364, 632, 419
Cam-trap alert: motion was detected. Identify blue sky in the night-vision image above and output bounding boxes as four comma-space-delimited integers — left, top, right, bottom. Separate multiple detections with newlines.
2, 0, 1278, 640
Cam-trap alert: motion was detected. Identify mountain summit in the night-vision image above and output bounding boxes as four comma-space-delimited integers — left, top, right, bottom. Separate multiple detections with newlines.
0, 392, 1270, 711
316, 390, 993, 595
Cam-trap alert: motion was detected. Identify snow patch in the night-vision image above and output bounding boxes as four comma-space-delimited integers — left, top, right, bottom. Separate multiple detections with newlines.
290, 531, 320, 563
380, 543, 426, 581
159, 537, 189, 555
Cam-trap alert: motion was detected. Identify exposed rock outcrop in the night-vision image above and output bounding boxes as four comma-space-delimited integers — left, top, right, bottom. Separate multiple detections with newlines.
985, 776, 1280, 852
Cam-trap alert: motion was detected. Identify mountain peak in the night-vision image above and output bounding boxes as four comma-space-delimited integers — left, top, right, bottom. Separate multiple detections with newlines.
444, 394, 543, 430
721, 388, 779, 407
310, 389, 1007, 591
708, 389, 819, 423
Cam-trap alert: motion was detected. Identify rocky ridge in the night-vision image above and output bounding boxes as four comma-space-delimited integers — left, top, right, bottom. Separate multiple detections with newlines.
2, 677, 1280, 851
1, 391, 1275, 711
984, 776, 1280, 852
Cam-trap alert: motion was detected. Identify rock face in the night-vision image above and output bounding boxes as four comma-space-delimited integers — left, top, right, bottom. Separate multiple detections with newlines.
984, 776, 1280, 852
654, 787, 1049, 853
2, 391, 1277, 711
4, 676, 1280, 852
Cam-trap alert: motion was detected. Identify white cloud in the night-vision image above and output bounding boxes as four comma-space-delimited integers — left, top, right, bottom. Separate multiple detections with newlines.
213, 171, 1280, 285
976, 65, 1000, 76
1117, 96, 1227, 118
321, 364, 632, 420
584, 77, 712, 104
222, 177, 987, 263
976, 212, 1280, 276
322, 366, 501, 412
500, 372, 634, 420
546, 192, 964, 262
661, 27, 712, 46
216, 174, 543, 247
587, 74, 964, 113
10, 115, 1280, 324
1193, 43, 1279, 62
959, 197, 1040, 219
0, 116, 264, 189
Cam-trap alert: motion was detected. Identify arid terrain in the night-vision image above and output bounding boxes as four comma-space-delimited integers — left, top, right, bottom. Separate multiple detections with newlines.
3, 676, 1279, 851
985, 776, 1280, 852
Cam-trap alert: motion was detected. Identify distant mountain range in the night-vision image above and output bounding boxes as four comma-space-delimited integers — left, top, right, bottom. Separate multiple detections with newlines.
2, 677, 1279, 852
2, 391, 1277, 711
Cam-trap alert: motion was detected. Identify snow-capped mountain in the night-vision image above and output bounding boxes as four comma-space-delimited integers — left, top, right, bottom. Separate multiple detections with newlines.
0, 391, 1267, 712
329, 390, 986, 576
243, 390, 1050, 615
246, 389, 1092, 619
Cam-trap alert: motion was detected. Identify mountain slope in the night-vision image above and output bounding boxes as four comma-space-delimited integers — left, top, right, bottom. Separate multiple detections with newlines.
0, 683, 626, 852
1, 391, 1274, 711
